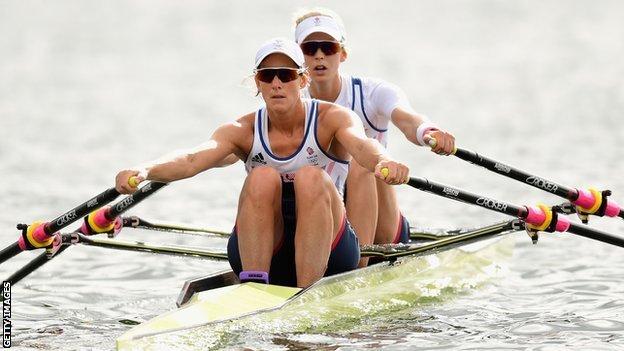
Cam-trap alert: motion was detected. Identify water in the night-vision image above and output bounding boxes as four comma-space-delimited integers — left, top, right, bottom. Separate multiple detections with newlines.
1, 0, 623, 349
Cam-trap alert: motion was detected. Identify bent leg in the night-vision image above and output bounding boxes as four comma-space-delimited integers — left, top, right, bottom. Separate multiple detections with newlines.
293, 166, 346, 287
375, 180, 403, 244
232, 167, 283, 274
345, 160, 378, 267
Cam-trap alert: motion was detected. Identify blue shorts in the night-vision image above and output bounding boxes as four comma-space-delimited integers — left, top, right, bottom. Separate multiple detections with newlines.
227, 182, 360, 287
393, 213, 411, 244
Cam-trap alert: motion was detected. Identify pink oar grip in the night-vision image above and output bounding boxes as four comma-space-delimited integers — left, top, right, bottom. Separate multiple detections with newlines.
525, 206, 546, 226
32, 224, 49, 242
525, 206, 570, 233
92, 207, 113, 228
604, 200, 621, 217
573, 189, 596, 209
554, 216, 570, 232
17, 237, 27, 251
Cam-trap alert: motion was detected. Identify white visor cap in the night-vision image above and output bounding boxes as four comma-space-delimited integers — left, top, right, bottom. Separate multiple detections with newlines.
295, 15, 346, 44
254, 37, 305, 69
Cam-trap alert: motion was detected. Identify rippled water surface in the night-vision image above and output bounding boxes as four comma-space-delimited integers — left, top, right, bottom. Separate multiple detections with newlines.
1, 1, 624, 350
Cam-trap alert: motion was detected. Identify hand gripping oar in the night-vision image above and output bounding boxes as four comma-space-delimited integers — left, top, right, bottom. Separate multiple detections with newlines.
6, 180, 167, 285
428, 139, 624, 223
0, 187, 121, 265
406, 176, 624, 248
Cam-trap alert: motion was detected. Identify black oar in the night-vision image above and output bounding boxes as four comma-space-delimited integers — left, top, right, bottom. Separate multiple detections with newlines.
0, 187, 121, 265
406, 176, 624, 248
6, 181, 167, 285
442, 145, 624, 222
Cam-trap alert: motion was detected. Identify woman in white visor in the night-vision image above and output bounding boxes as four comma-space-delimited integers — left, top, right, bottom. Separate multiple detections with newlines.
294, 8, 456, 266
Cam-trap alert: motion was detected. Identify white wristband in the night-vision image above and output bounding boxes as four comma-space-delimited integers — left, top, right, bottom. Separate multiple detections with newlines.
416, 122, 439, 146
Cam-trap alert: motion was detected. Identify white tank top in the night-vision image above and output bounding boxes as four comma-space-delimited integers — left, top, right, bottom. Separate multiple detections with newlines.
303, 75, 415, 148
244, 99, 350, 196
349, 76, 389, 147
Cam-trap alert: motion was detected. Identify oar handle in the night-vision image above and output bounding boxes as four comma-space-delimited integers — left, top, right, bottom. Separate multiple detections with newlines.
128, 176, 141, 188
453, 147, 574, 199
108, 182, 167, 218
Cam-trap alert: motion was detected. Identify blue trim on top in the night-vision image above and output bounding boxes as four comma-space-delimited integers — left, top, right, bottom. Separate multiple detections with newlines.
351, 77, 388, 133
312, 100, 350, 165
258, 103, 314, 161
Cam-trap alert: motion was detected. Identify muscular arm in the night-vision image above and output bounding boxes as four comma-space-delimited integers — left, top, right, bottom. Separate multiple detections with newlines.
390, 107, 431, 145
331, 106, 388, 172
330, 105, 408, 184
392, 107, 455, 155
116, 116, 252, 193
145, 125, 240, 182
370, 79, 454, 154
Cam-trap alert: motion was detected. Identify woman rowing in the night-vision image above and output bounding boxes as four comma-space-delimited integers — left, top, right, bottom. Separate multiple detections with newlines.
293, 8, 456, 266
115, 38, 409, 288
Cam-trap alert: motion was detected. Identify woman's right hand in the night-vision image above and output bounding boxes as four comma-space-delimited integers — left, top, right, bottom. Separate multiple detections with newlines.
115, 170, 144, 194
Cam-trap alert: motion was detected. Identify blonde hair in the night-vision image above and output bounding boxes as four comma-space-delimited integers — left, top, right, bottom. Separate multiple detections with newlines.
292, 7, 348, 52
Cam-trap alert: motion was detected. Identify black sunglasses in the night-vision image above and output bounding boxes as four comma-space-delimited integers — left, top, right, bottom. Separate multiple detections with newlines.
254, 67, 304, 83
300, 41, 342, 56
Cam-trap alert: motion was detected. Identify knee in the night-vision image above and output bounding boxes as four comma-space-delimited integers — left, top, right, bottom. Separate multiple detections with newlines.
243, 167, 281, 202
294, 166, 331, 200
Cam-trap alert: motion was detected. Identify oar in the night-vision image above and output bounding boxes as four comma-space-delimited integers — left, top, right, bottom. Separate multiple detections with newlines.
431, 141, 624, 222
406, 176, 624, 248
6, 181, 167, 285
0, 187, 121, 265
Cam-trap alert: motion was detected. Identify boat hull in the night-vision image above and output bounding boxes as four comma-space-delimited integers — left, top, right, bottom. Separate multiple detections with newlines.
117, 232, 516, 350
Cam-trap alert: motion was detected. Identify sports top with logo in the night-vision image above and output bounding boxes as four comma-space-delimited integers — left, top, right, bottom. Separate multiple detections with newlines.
244, 99, 350, 195
303, 74, 416, 148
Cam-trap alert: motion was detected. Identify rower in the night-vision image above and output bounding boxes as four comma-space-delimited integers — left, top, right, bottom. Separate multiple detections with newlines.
114, 37, 409, 288
293, 8, 456, 266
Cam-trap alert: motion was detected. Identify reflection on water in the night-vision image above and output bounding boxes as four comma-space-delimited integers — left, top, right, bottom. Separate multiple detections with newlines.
1, 0, 624, 350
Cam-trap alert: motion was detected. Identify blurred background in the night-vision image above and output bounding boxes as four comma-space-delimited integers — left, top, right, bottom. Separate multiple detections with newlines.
1, 1, 623, 349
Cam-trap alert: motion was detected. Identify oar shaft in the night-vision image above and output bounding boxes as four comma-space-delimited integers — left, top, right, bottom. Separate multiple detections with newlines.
45, 187, 121, 233
1, 187, 121, 264
6, 245, 71, 285
453, 148, 577, 200
106, 182, 167, 219
0, 243, 21, 265
407, 176, 624, 247
7, 182, 168, 285
407, 177, 526, 218
568, 223, 624, 248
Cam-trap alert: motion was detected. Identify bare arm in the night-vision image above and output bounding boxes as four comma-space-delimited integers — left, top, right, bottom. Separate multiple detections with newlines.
334, 109, 386, 172
331, 106, 408, 184
147, 127, 239, 181
391, 107, 455, 155
115, 118, 250, 193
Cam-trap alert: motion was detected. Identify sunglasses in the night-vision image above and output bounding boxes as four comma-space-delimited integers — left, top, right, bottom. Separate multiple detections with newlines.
300, 41, 342, 56
254, 67, 305, 83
